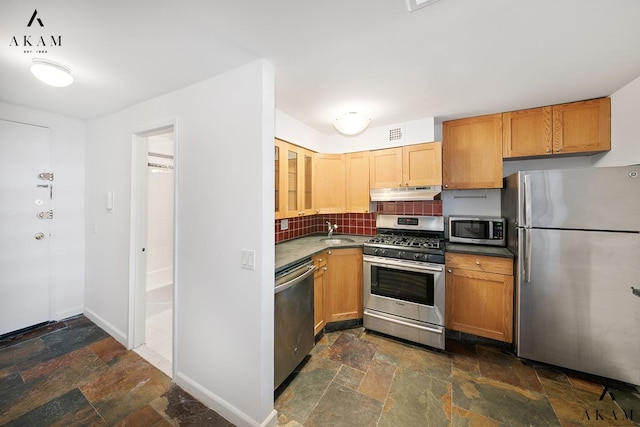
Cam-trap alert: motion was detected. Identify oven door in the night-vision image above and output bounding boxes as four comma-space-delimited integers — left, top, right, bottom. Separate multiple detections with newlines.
363, 255, 444, 327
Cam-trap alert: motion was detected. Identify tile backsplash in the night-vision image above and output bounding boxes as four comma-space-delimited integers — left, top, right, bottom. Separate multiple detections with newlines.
275, 200, 442, 243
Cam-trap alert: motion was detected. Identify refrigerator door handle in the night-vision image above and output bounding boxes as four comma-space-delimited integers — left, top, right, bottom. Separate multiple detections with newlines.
523, 173, 532, 227
523, 228, 532, 283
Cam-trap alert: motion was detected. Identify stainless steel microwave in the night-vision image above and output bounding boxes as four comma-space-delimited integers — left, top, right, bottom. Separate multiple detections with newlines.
448, 216, 506, 246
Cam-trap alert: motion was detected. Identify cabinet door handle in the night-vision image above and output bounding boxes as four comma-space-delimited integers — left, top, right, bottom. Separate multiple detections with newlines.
475, 261, 480, 265
323, 267, 327, 271
327, 251, 332, 255
447, 269, 452, 273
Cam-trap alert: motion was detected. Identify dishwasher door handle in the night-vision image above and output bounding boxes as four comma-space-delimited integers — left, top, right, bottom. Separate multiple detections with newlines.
274, 265, 315, 294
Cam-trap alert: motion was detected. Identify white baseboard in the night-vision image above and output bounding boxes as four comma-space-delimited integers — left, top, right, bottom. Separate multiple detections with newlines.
174, 371, 277, 427
83, 307, 128, 347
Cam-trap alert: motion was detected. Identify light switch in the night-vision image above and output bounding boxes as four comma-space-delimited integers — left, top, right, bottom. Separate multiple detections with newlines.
241, 249, 256, 271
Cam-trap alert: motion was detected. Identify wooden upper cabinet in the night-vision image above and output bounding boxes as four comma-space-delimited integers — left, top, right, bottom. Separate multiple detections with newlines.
370, 142, 442, 189
552, 97, 611, 155
442, 114, 503, 189
402, 142, 442, 186
282, 142, 314, 217
369, 147, 403, 188
345, 151, 370, 213
503, 107, 553, 158
503, 98, 611, 159
274, 139, 284, 219
313, 153, 346, 214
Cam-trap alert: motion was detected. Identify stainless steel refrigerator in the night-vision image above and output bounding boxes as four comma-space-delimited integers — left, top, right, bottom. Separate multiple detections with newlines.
502, 165, 640, 386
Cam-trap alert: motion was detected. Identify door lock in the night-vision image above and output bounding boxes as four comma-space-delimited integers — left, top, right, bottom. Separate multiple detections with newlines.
34, 232, 45, 240
37, 210, 53, 219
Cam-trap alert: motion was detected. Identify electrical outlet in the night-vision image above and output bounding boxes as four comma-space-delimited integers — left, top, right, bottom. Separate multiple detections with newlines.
281, 219, 289, 230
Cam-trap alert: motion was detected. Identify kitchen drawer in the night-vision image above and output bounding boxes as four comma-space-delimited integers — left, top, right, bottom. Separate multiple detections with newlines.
313, 252, 328, 269
445, 252, 512, 275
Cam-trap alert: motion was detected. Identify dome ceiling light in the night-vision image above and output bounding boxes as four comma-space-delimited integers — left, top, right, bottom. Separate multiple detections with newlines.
30, 58, 74, 87
333, 112, 371, 136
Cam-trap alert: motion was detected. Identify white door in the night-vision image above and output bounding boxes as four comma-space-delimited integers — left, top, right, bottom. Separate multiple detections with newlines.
0, 119, 52, 336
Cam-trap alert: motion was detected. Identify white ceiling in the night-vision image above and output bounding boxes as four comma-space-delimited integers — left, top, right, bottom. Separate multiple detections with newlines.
2, 0, 640, 136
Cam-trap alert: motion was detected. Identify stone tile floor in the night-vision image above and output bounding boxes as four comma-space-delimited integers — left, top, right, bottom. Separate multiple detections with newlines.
275, 328, 640, 426
0, 315, 233, 426
2, 316, 639, 426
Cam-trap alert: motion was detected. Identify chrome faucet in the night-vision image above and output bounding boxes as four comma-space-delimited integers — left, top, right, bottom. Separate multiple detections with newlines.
326, 221, 338, 238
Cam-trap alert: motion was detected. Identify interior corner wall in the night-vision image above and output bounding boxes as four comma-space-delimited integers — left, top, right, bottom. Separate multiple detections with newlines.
84, 59, 276, 427
592, 74, 640, 167
275, 109, 327, 151
0, 102, 85, 321
325, 117, 436, 153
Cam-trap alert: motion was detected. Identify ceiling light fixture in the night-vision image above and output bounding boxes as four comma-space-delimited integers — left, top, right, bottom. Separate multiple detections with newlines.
30, 58, 74, 87
333, 112, 371, 136
406, 0, 441, 13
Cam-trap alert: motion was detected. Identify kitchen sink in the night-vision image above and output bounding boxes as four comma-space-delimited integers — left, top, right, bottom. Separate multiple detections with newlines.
319, 237, 355, 244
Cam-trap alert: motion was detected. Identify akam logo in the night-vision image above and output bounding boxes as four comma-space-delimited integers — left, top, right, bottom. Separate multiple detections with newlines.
9, 9, 63, 54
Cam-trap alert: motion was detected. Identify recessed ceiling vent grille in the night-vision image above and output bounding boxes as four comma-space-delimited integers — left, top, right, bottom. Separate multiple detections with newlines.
388, 126, 404, 143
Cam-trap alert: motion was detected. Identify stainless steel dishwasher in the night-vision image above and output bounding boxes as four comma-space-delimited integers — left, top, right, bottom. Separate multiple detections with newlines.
274, 258, 315, 390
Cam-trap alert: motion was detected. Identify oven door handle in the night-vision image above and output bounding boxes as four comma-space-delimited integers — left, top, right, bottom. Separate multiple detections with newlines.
365, 310, 443, 334
363, 256, 443, 273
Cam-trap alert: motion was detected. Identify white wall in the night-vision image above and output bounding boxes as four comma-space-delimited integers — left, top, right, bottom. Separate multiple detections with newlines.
84, 59, 276, 427
593, 74, 640, 167
276, 111, 436, 153
275, 109, 326, 151
325, 117, 436, 153
0, 102, 85, 321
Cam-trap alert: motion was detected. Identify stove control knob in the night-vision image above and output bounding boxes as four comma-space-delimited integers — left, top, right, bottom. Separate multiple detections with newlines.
398, 251, 406, 258
413, 253, 422, 260
380, 249, 386, 255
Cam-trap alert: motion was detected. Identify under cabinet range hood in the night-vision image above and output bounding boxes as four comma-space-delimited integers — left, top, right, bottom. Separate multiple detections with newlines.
370, 186, 442, 201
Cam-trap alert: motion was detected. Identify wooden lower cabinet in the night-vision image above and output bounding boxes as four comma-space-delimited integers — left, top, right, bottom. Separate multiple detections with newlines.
445, 253, 514, 343
325, 248, 363, 324
312, 252, 328, 336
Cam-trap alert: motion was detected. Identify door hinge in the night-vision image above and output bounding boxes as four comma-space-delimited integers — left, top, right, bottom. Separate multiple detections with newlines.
38, 172, 54, 181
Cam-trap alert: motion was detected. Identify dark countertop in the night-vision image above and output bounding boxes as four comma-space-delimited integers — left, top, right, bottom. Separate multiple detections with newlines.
275, 234, 370, 273
445, 242, 514, 258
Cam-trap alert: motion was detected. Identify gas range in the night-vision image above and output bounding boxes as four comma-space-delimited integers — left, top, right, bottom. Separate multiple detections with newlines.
363, 215, 445, 264
362, 214, 446, 349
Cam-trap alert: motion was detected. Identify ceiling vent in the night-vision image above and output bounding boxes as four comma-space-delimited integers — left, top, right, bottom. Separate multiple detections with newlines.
387, 125, 404, 144
406, 0, 441, 13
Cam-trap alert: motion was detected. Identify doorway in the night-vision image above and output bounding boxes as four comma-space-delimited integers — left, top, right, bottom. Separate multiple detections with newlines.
131, 125, 175, 377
